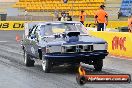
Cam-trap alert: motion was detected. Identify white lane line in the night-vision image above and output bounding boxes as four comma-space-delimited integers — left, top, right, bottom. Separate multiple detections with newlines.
109, 55, 132, 61
0, 41, 8, 43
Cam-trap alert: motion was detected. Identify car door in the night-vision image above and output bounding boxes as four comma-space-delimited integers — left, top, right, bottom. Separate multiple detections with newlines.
26, 25, 38, 58
30, 25, 41, 59
23, 24, 37, 56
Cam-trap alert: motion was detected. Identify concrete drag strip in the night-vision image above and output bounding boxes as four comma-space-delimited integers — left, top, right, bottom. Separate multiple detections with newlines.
0, 44, 131, 88
0, 44, 23, 55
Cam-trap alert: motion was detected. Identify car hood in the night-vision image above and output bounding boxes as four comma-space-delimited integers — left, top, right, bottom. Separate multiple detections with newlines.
40, 35, 106, 47
79, 35, 106, 43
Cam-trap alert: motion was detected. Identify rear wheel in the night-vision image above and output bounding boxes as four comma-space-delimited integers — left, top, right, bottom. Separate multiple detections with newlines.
42, 58, 52, 73
24, 51, 35, 67
93, 59, 103, 71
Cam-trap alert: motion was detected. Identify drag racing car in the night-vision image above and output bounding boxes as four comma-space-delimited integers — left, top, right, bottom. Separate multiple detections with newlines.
21, 21, 108, 73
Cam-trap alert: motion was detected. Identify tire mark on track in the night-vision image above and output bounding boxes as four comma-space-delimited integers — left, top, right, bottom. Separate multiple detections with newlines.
0, 44, 131, 88
0, 51, 91, 88
1, 43, 21, 50
0, 45, 23, 55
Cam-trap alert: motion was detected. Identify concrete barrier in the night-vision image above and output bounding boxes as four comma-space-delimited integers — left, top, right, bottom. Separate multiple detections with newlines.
0, 21, 128, 30
84, 21, 128, 29
89, 31, 132, 58
0, 21, 24, 30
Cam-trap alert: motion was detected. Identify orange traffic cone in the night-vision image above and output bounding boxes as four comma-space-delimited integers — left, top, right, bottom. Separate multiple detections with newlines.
16, 34, 21, 42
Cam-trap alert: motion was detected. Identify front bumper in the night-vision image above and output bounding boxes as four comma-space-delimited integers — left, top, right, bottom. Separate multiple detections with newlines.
44, 50, 108, 62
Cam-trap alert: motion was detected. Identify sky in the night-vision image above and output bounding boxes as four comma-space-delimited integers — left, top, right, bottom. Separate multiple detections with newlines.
0, 0, 18, 2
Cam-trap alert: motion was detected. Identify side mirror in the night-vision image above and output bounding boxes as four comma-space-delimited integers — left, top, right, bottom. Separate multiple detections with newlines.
31, 34, 36, 39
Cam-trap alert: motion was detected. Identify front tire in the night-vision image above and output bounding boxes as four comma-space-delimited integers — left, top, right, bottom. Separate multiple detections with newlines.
42, 58, 52, 73
24, 51, 35, 67
93, 59, 103, 71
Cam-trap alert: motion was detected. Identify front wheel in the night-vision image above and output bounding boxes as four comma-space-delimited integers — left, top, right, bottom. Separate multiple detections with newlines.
24, 51, 35, 67
93, 59, 103, 71
42, 58, 52, 73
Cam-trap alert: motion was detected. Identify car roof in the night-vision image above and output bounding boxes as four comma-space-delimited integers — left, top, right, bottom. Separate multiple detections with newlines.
38, 21, 81, 25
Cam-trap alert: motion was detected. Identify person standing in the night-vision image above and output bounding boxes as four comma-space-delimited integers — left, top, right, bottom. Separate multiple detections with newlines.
67, 13, 72, 21
60, 12, 67, 21
128, 15, 132, 32
117, 11, 122, 19
60, 14, 67, 21
79, 10, 86, 25
54, 10, 59, 21
24, 10, 28, 21
95, 5, 108, 31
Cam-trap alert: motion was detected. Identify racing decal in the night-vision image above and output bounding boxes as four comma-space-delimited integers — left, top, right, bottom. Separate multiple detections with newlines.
31, 47, 35, 54
112, 36, 126, 51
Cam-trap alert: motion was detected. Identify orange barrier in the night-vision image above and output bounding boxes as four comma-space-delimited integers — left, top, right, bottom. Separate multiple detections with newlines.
89, 31, 132, 58
15, 34, 21, 42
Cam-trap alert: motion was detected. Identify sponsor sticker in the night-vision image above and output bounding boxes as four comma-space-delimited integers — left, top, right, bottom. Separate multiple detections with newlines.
76, 64, 131, 85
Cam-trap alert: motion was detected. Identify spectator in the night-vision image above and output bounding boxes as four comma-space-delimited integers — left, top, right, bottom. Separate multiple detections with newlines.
24, 10, 28, 16
24, 10, 28, 20
61, 14, 67, 21
58, 17, 61, 21
118, 11, 122, 19
79, 10, 86, 25
54, 10, 59, 21
95, 5, 108, 31
60, 11, 67, 21
58, 12, 64, 21
128, 15, 132, 32
66, 13, 72, 21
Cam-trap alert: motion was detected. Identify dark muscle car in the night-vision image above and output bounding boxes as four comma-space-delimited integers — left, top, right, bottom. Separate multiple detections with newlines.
21, 21, 108, 73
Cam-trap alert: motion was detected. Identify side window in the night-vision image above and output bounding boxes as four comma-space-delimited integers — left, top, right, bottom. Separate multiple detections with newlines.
28, 25, 37, 36
40, 25, 45, 36
28, 25, 38, 40
31, 26, 38, 35
39, 25, 53, 36
45, 25, 53, 35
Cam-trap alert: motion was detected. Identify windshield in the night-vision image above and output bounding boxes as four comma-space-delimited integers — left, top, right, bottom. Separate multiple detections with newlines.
40, 23, 87, 36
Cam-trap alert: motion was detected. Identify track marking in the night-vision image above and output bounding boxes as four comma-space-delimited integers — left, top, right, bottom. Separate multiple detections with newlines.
109, 55, 132, 61
0, 41, 8, 43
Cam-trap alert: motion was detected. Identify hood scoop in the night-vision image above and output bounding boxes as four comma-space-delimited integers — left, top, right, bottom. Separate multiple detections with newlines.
63, 31, 80, 43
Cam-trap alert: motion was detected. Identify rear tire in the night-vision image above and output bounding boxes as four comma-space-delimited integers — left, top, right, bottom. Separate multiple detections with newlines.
24, 51, 35, 67
93, 59, 103, 71
42, 58, 52, 73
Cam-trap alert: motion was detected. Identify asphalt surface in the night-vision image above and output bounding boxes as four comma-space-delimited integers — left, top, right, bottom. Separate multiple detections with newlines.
0, 30, 132, 88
